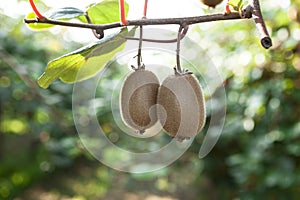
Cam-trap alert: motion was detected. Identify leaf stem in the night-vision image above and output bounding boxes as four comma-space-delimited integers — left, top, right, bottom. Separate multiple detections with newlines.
119, 0, 127, 25
29, 0, 44, 19
176, 26, 183, 74
225, 0, 231, 14
143, 0, 149, 18
137, 26, 143, 69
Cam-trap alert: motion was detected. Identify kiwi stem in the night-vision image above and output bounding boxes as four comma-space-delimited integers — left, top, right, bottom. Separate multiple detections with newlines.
137, 25, 144, 69
176, 25, 185, 74
135, 0, 148, 70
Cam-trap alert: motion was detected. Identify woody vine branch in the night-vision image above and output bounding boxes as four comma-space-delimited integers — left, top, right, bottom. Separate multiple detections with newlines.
24, 0, 272, 49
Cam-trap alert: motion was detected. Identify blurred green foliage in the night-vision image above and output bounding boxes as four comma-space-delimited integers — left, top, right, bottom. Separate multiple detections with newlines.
1, 0, 300, 199
0, 6, 84, 198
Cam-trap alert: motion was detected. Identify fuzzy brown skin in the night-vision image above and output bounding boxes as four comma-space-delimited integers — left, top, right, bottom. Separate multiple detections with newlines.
120, 69, 159, 133
200, 0, 223, 8
157, 74, 206, 140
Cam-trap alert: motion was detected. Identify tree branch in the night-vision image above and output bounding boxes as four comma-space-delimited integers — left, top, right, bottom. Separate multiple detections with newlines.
249, 0, 272, 49
24, 12, 243, 31
24, 1, 272, 49
125, 24, 188, 44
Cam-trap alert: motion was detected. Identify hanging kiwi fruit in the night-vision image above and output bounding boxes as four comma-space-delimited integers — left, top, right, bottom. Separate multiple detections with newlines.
157, 70, 206, 141
120, 67, 160, 134
157, 25, 206, 141
120, 25, 206, 139
120, 26, 160, 134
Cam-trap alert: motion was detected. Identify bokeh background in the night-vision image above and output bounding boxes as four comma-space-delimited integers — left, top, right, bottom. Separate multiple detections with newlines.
1, 0, 300, 199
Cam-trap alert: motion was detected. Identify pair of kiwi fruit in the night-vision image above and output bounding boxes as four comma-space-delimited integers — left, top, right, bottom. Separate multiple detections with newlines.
120, 67, 206, 141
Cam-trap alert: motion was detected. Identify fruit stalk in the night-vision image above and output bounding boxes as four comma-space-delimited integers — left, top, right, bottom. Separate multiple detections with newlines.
119, 0, 127, 25
176, 25, 185, 74
137, 26, 143, 69
143, 0, 149, 18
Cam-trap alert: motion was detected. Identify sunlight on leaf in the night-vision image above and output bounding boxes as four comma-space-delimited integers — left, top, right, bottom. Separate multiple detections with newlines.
228, 0, 244, 11
25, 0, 127, 31
78, 0, 129, 24
37, 27, 136, 88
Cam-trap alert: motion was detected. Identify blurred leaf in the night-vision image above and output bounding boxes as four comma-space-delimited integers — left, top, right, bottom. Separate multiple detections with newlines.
0, 119, 28, 135
45, 7, 85, 20
228, 0, 244, 11
38, 27, 136, 88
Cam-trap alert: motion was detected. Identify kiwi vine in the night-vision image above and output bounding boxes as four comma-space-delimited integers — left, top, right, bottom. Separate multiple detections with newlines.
25, 0, 272, 49
24, 0, 272, 140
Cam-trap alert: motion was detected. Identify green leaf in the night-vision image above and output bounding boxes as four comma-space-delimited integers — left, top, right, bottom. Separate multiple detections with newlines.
26, 0, 128, 30
228, 0, 244, 11
45, 7, 85, 20
78, 0, 129, 24
38, 27, 136, 89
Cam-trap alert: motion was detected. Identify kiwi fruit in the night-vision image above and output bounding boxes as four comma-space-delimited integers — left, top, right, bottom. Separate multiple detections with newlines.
120, 69, 160, 134
157, 73, 206, 141
200, 0, 223, 8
